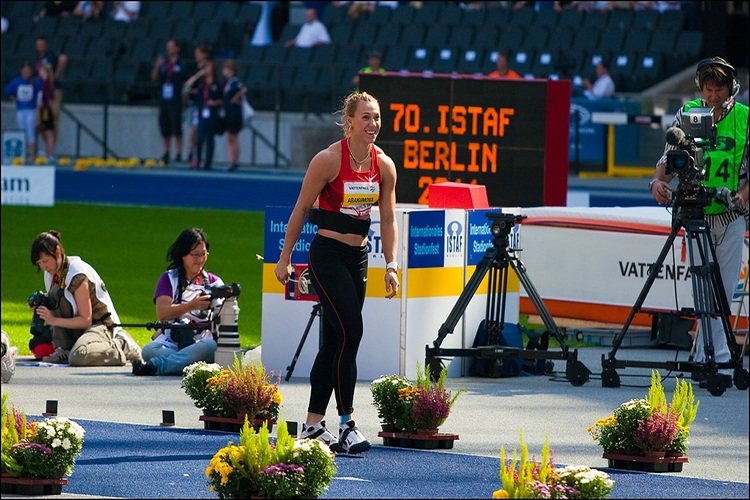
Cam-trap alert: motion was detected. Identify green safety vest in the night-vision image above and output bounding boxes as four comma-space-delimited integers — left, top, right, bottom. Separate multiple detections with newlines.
683, 99, 749, 214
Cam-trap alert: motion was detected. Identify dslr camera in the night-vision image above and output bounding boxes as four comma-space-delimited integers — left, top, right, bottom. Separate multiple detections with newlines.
27, 291, 55, 337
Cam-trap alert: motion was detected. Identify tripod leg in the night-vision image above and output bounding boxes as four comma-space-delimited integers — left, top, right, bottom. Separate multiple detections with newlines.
285, 303, 321, 381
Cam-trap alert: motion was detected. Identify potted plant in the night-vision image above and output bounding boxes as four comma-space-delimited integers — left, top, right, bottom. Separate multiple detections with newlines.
1, 394, 85, 495
410, 363, 465, 434
183, 356, 282, 431
633, 409, 678, 457
370, 374, 414, 432
206, 418, 336, 499
493, 429, 614, 499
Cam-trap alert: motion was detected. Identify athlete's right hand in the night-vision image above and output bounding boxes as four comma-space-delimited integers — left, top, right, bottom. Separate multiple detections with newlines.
275, 261, 293, 285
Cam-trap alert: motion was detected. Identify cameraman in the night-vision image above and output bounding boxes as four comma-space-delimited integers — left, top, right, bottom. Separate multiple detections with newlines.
133, 228, 222, 376
30, 231, 141, 366
649, 57, 749, 386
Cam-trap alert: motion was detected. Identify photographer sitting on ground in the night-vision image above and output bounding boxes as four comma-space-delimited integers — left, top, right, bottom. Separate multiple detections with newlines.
133, 228, 222, 376
30, 231, 141, 366
649, 57, 749, 388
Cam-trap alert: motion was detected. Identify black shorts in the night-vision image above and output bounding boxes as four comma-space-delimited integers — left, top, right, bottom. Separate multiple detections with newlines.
38, 106, 55, 132
225, 113, 242, 134
159, 103, 183, 138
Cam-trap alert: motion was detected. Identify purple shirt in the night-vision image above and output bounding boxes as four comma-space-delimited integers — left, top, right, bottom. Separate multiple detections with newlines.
153, 271, 221, 303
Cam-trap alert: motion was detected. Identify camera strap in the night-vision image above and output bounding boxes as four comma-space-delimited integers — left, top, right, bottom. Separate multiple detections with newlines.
56, 257, 70, 301
176, 269, 210, 304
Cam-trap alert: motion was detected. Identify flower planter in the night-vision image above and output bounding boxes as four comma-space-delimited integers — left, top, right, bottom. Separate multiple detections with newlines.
378, 431, 459, 450
0, 473, 68, 496
199, 415, 276, 433
416, 428, 439, 436
602, 452, 688, 473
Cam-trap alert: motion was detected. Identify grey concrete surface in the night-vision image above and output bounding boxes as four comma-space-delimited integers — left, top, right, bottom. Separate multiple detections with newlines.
2, 346, 748, 487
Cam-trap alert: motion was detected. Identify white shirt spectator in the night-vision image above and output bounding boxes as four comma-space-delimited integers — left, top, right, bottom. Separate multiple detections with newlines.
584, 73, 615, 99
113, 1, 140, 22
294, 19, 331, 48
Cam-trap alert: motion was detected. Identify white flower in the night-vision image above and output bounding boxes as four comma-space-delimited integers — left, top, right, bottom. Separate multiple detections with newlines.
52, 438, 62, 448
62, 438, 71, 450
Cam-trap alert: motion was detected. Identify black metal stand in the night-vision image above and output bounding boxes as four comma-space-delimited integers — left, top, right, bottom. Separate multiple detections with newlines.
285, 303, 322, 381
601, 204, 749, 396
425, 213, 591, 386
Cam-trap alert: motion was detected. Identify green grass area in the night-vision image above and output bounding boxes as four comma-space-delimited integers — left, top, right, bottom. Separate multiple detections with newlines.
1, 202, 265, 354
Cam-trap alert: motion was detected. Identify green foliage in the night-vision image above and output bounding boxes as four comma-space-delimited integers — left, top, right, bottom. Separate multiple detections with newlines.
180, 361, 224, 410
0, 202, 265, 353
370, 374, 414, 431
646, 371, 667, 414
290, 438, 337, 497
498, 429, 555, 498
671, 377, 699, 429
612, 399, 651, 451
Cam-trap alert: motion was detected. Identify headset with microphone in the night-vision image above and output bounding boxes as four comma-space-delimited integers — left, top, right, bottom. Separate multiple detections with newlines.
694, 58, 740, 108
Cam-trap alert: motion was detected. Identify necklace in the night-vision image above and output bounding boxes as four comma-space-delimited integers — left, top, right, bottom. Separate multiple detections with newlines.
347, 138, 371, 166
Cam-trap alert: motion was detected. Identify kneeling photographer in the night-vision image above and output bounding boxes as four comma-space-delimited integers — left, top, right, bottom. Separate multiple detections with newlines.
134, 228, 223, 376
29, 231, 141, 366
649, 57, 748, 386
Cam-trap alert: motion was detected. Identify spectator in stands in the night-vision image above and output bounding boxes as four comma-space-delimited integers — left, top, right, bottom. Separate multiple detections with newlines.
112, 1, 140, 22
29, 230, 141, 366
488, 50, 521, 79
39, 1, 77, 17
284, 7, 331, 48
34, 36, 67, 149
37, 63, 57, 163
649, 57, 748, 389
1, 4, 8, 35
553, 1, 576, 11
152, 39, 188, 165
73, 1, 105, 20
187, 45, 212, 165
4, 61, 42, 164
347, 2, 376, 20
352, 50, 385, 88
133, 228, 222, 376
184, 60, 223, 170
221, 60, 247, 172
581, 61, 615, 99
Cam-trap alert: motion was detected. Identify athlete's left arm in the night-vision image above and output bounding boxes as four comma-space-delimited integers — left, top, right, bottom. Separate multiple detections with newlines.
378, 151, 399, 299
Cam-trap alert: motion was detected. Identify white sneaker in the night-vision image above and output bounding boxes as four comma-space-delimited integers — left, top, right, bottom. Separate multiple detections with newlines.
114, 328, 142, 362
42, 347, 70, 364
299, 420, 342, 453
339, 420, 371, 454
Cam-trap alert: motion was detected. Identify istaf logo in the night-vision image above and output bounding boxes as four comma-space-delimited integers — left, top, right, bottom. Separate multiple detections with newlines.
367, 222, 383, 260
446, 220, 463, 255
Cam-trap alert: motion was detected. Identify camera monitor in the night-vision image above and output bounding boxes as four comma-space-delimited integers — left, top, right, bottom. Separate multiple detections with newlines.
681, 107, 715, 141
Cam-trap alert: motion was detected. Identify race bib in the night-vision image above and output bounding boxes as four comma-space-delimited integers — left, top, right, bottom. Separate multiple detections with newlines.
162, 83, 174, 100
202, 107, 211, 119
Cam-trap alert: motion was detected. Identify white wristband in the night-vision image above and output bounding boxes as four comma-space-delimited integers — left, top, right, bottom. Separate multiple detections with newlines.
386, 262, 398, 272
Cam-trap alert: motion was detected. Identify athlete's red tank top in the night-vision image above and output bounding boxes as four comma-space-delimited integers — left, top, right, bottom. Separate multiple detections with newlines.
318, 138, 380, 217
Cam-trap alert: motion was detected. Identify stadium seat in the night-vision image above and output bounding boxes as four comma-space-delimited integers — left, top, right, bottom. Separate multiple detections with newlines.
16, 35, 39, 58
648, 31, 676, 55
583, 11, 607, 31
674, 31, 703, 59
557, 51, 583, 79
432, 48, 458, 74
473, 26, 499, 49
279, 24, 301, 45
330, 23, 353, 45
287, 46, 312, 66
65, 59, 93, 82
85, 38, 115, 59
456, 48, 485, 75
238, 3, 262, 25
623, 30, 651, 55
102, 20, 127, 40
7, 15, 33, 36
608, 52, 636, 89
633, 53, 663, 88
548, 28, 574, 52
34, 17, 58, 38
123, 18, 151, 41
498, 26, 524, 51
369, 5, 393, 24
485, 6, 510, 26
56, 17, 80, 38
390, 4, 415, 25
382, 45, 409, 72
195, 20, 223, 46
142, 2, 170, 19
169, 2, 194, 19
531, 50, 559, 78
573, 29, 599, 53
658, 10, 685, 31
351, 23, 377, 46
512, 49, 535, 75
582, 51, 610, 74
510, 5, 535, 26
172, 20, 198, 43
423, 25, 450, 49
311, 44, 337, 66
130, 39, 158, 63
264, 43, 289, 64
90, 59, 114, 83
335, 43, 363, 68
114, 60, 142, 82
598, 29, 625, 54
1, 34, 19, 57
6, 1, 36, 18
462, 8, 486, 26
448, 25, 475, 48
606, 9, 633, 31
215, 1, 240, 21
558, 8, 583, 29
413, 3, 440, 25
192, 2, 217, 20
245, 64, 271, 88
534, 8, 558, 28
408, 47, 434, 73
240, 45, 265, 63
633, 9, 659, 30
523, 26, 549, 51
401, 24, 426, 47
63, 37, 89, 59
437, 4, 464, 26
321, 4, 345, 24
375, 24, 402, 46
79, 21, 103, 38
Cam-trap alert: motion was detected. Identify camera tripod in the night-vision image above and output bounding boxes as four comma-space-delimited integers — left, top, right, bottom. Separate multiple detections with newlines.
425, 213, 591, 386
601, 202, 749, 396
285, 302, 322, 381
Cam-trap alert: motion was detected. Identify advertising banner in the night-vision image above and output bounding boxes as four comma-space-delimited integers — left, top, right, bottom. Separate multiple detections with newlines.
1, 165, 55, 206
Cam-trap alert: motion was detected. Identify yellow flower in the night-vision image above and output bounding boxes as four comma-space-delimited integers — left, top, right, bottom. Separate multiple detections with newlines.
272, 391, 282, 405
493, 489, 509, 498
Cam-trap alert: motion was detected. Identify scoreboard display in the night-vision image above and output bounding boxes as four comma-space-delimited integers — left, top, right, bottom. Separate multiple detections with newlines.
360, 73, 570, 207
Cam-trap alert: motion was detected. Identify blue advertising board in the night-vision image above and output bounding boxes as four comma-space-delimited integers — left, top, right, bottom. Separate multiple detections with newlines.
263, 206, 318, 264
407, 210, 445, 269
569, 98, 640, 165
466, 210, 516, 266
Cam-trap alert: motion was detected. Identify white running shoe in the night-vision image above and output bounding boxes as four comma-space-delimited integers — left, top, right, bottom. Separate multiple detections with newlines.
114, 328, 142, 362
339, 420, 371, 454
299, 420, 342, 453
42, 347, 70, 364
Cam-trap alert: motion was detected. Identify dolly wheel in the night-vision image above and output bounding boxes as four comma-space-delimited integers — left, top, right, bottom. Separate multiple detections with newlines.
707, 374, 726, 396
734, 368, 749, 390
